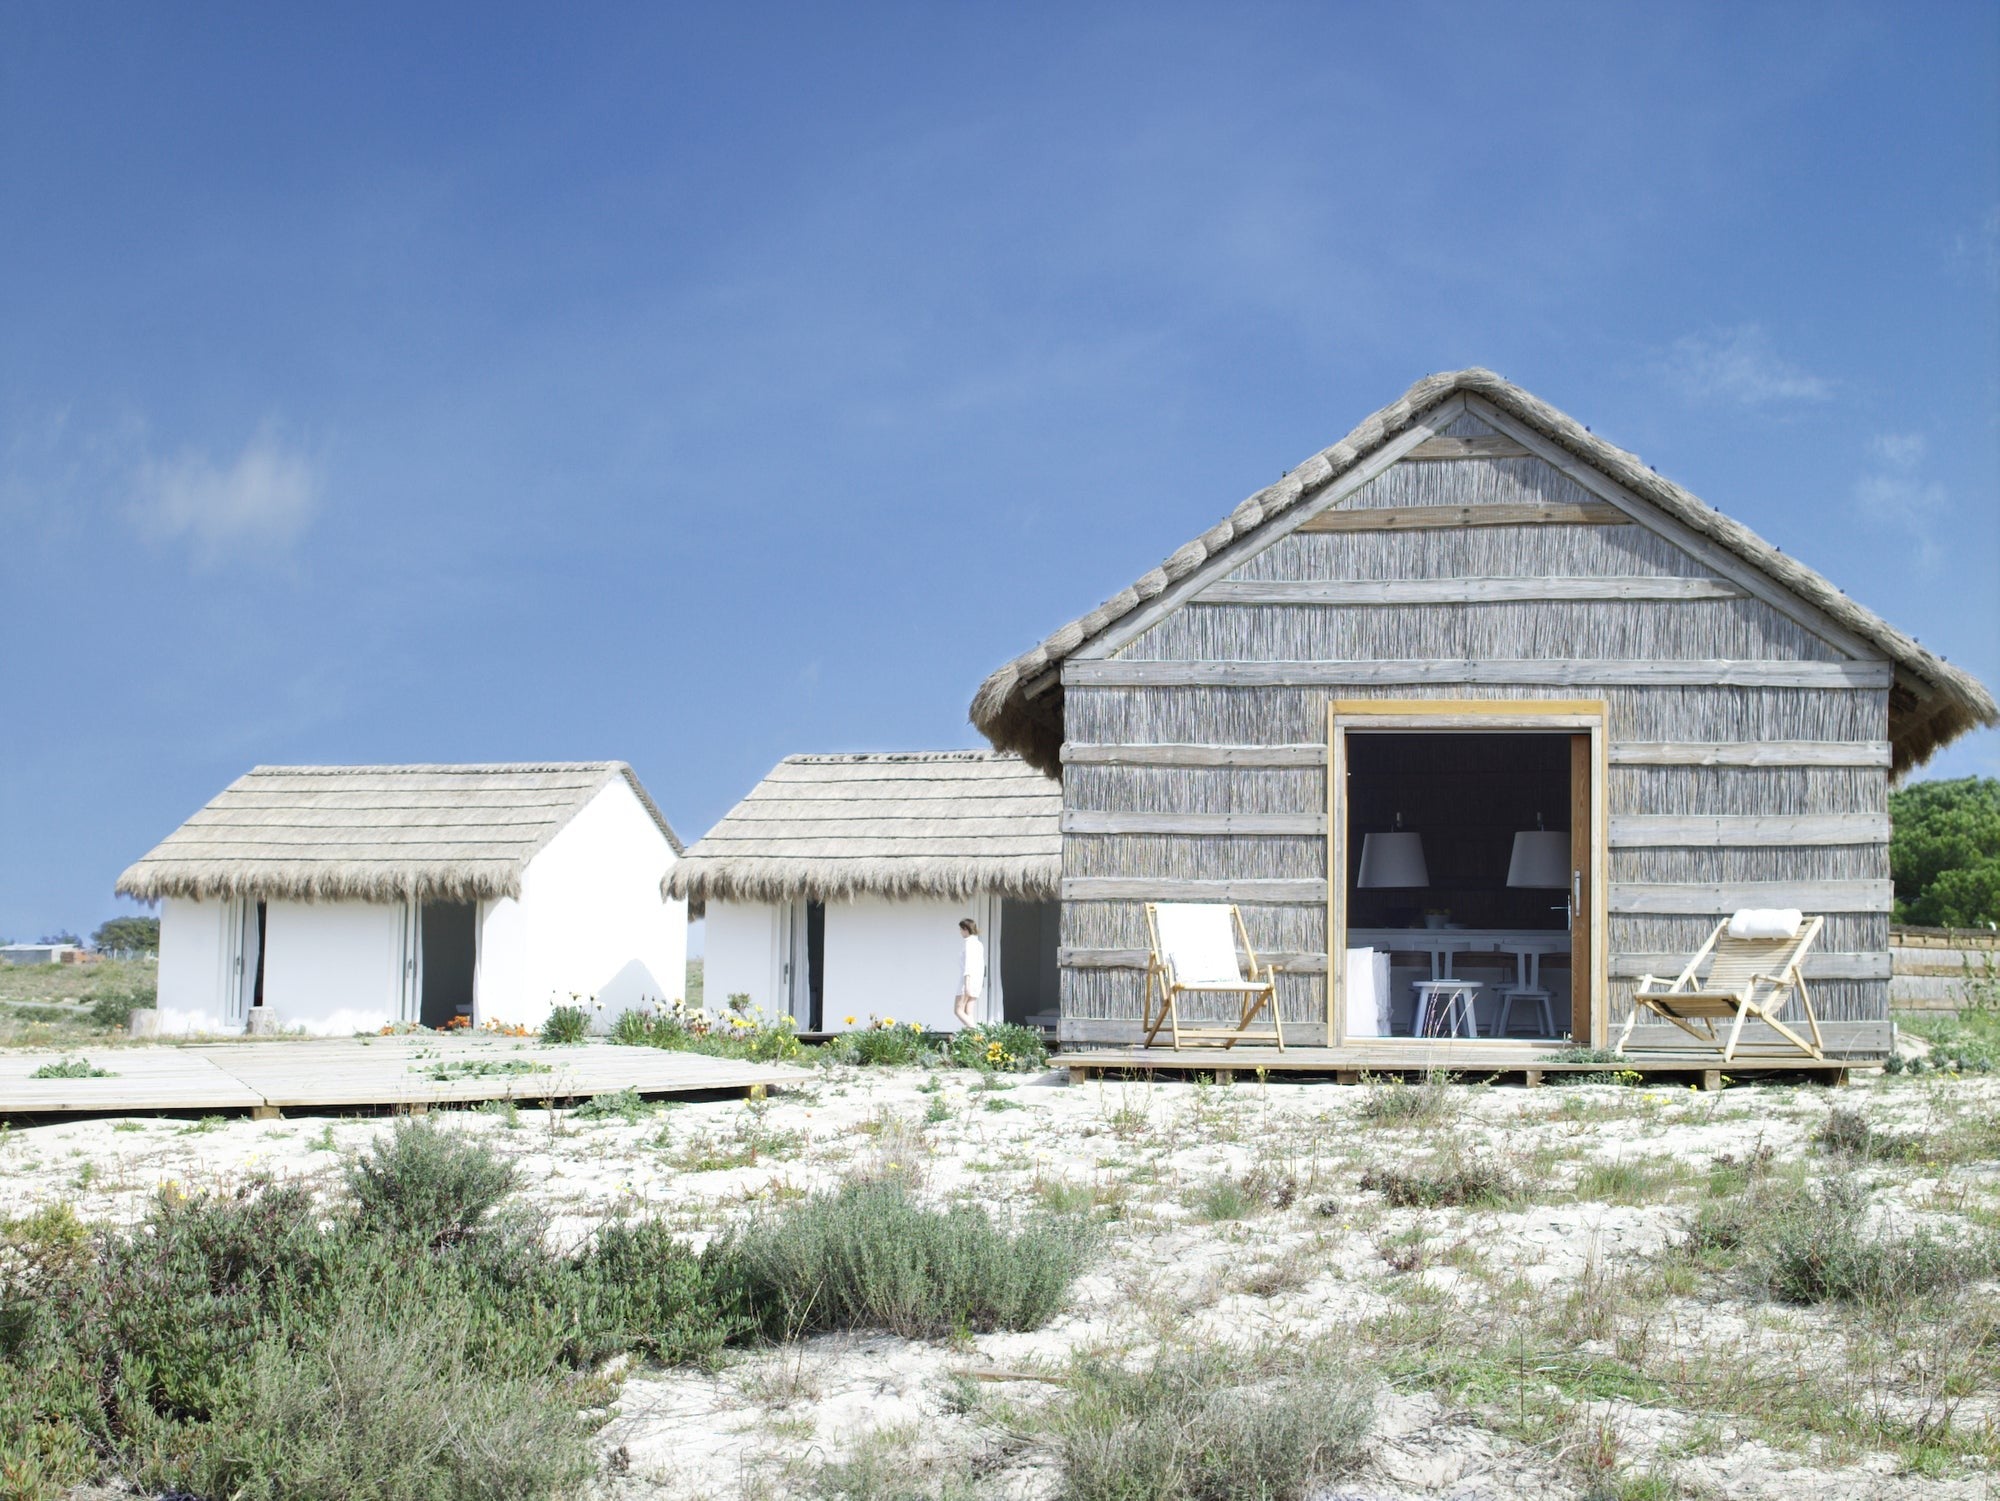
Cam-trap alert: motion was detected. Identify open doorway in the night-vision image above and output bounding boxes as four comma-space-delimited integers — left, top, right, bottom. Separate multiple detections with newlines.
999, 899, 1060, 1027
1333, 704, 1601, 1047
419, 901, 477, 1028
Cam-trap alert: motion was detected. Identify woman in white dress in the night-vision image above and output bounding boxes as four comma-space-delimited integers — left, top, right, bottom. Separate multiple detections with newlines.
953, 918, 985, 1029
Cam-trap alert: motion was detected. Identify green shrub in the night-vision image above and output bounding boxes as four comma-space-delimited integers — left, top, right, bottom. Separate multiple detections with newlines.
1050, 1344, 1372, 1501
1812, 1105, 1930, 1163
1360, 1152, 1515, 1209
1757, 1178, 1996, 1307
186, 1308, 594, 1501
0, 1139, 742, 1500
541, 1004, 591, 1045
573, 1088, 655, 1124
828, 1018, 935, 1068
28, 1057, 114, 1079
946, 1022, 1049, 1073
1354, 1070, 1459, 1126
345, 1118, 518, 1247
89, 980, 155, 1031
720, 1179, 1089, 1340
608, 997, 802, 1062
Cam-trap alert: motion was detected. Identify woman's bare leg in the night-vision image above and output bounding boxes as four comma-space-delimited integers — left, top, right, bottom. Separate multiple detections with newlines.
954, 992, 975, 1028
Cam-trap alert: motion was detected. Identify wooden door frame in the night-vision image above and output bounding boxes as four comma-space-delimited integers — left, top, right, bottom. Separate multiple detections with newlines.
1326, 699, 1609, 1048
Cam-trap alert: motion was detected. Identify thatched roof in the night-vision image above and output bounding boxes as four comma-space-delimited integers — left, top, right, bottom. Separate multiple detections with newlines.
116, 763, 682, 905
971, 369, 1997, 776
665, 752, 1060, 910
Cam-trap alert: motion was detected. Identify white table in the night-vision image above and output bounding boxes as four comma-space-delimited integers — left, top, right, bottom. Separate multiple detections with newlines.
1349, 929, 1570, 980
1350, 929, 1571, 1039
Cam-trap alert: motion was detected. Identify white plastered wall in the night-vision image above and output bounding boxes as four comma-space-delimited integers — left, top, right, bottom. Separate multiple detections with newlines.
704, 900, 786, 1018
822, 894, 998, 1033
155, 896, 233, 1034
263, 900, 405, 1035
476, 778, 686, 1031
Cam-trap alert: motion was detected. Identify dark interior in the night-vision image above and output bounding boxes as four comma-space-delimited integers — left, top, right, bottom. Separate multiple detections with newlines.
805, 900, 825, 1032
419, 901, 478, 1028
1346, 731, 1573, 1040
1000, 898, 1061, 1025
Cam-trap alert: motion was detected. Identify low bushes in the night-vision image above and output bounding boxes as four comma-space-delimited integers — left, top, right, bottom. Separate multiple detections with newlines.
1050, 1344, 1372, 1501
1677, 1172, 1998, 1309
0, 1121, 1095, 1499
541, 1003, 591, 1045
1360, 1151, 1516, 1209
346, 1117, 518, 1246
1354, 1070, 1459, 1127
946, 1022, 1049, 1073
720, 1178, 1090, 1340
609, 995, 803, 1063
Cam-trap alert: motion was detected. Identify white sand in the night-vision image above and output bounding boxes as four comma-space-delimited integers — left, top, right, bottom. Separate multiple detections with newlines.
3, 1061, 1994, 1499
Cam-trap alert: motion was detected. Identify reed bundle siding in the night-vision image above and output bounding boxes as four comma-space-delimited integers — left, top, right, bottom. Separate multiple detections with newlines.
971, 372, 1995, 1052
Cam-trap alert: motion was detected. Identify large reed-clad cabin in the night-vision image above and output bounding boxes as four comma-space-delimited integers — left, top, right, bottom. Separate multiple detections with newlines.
971, 370, 1996, 1060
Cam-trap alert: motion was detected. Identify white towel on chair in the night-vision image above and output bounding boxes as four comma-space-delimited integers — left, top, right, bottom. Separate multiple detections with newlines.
1153, 904, 1244, 984
1344, 948, 1391, 1038
1728, 908, 1802, 940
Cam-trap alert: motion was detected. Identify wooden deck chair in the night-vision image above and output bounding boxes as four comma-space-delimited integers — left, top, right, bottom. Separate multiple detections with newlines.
1616, 911, 1825, 1062
1141, 902, 1284, 1051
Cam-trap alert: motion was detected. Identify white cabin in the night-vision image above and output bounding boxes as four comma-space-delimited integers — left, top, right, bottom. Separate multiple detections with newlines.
117, 762, 685, 1036
669, 753, 1061, 1033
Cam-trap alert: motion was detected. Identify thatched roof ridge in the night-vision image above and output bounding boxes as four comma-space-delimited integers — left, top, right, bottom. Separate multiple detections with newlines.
970, 368, 1996, 775
117, 762, 682, 905
666, 751, 1061, 910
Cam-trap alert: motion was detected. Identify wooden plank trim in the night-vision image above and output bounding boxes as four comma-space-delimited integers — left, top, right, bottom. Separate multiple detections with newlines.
1063, 811, 1326, 836
1462, 395, 1888, 666
1199, 576, 1743, 605
1072, 659, 1894, 690
1063, 947, 1328, 973
1064, 948, 1887, 981
1063, 878, 1326, 903
1296, 501, 1627, 533
1608, 880, 1893, 915
1611, 951, 1890, 981
1061, 743, 1327, 767
1610, 741, 1894, 768
1608, 813, 1890, 847
1068, 399, 1467, 662
1404, 434, 1531, 460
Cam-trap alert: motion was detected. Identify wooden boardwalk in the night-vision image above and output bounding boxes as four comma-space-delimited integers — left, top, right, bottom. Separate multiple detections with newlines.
1059, 1041, 1860, 1088
0, 1035, 807, 1117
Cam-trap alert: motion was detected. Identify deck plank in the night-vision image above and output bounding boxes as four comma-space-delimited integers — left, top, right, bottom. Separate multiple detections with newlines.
0, 1036, 807, 1116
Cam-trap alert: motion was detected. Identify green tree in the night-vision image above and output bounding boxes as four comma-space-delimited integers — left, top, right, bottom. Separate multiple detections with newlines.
91, 915, 161, 955
1889, 776, 2000, 928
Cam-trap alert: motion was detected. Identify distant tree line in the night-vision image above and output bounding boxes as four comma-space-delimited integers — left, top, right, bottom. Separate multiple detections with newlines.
1890, 777, 2000, 929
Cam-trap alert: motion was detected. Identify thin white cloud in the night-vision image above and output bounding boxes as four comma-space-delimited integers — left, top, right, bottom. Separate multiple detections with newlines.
1949, 204, 2000, 291
131, 423, 323, 563
1852, 431, 1948, 570
1659, 325, 1833, 407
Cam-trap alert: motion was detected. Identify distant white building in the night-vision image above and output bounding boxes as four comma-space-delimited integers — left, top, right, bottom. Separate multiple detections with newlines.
668, 752, 1061, 1033
0, 943, 87, 967
117, 763, 686, 1036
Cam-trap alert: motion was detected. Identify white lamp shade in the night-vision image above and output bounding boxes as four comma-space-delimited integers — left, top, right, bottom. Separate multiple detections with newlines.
1357, 831, 1428, 888
1507, 830, 1570, 889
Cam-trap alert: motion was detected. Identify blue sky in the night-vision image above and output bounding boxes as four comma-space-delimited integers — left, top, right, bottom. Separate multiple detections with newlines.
2, 2, 1996, 942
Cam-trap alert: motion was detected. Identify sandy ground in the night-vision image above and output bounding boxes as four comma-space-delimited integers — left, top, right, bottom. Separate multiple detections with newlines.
3, 1060, 1996, 1500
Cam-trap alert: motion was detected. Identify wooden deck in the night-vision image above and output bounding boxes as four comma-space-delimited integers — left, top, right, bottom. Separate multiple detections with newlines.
1058, 1040, 1864, 1088
0, 1035, 807, 1117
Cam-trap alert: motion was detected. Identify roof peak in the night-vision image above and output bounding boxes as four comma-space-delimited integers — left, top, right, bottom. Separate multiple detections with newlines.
968, 368, 1994, 775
